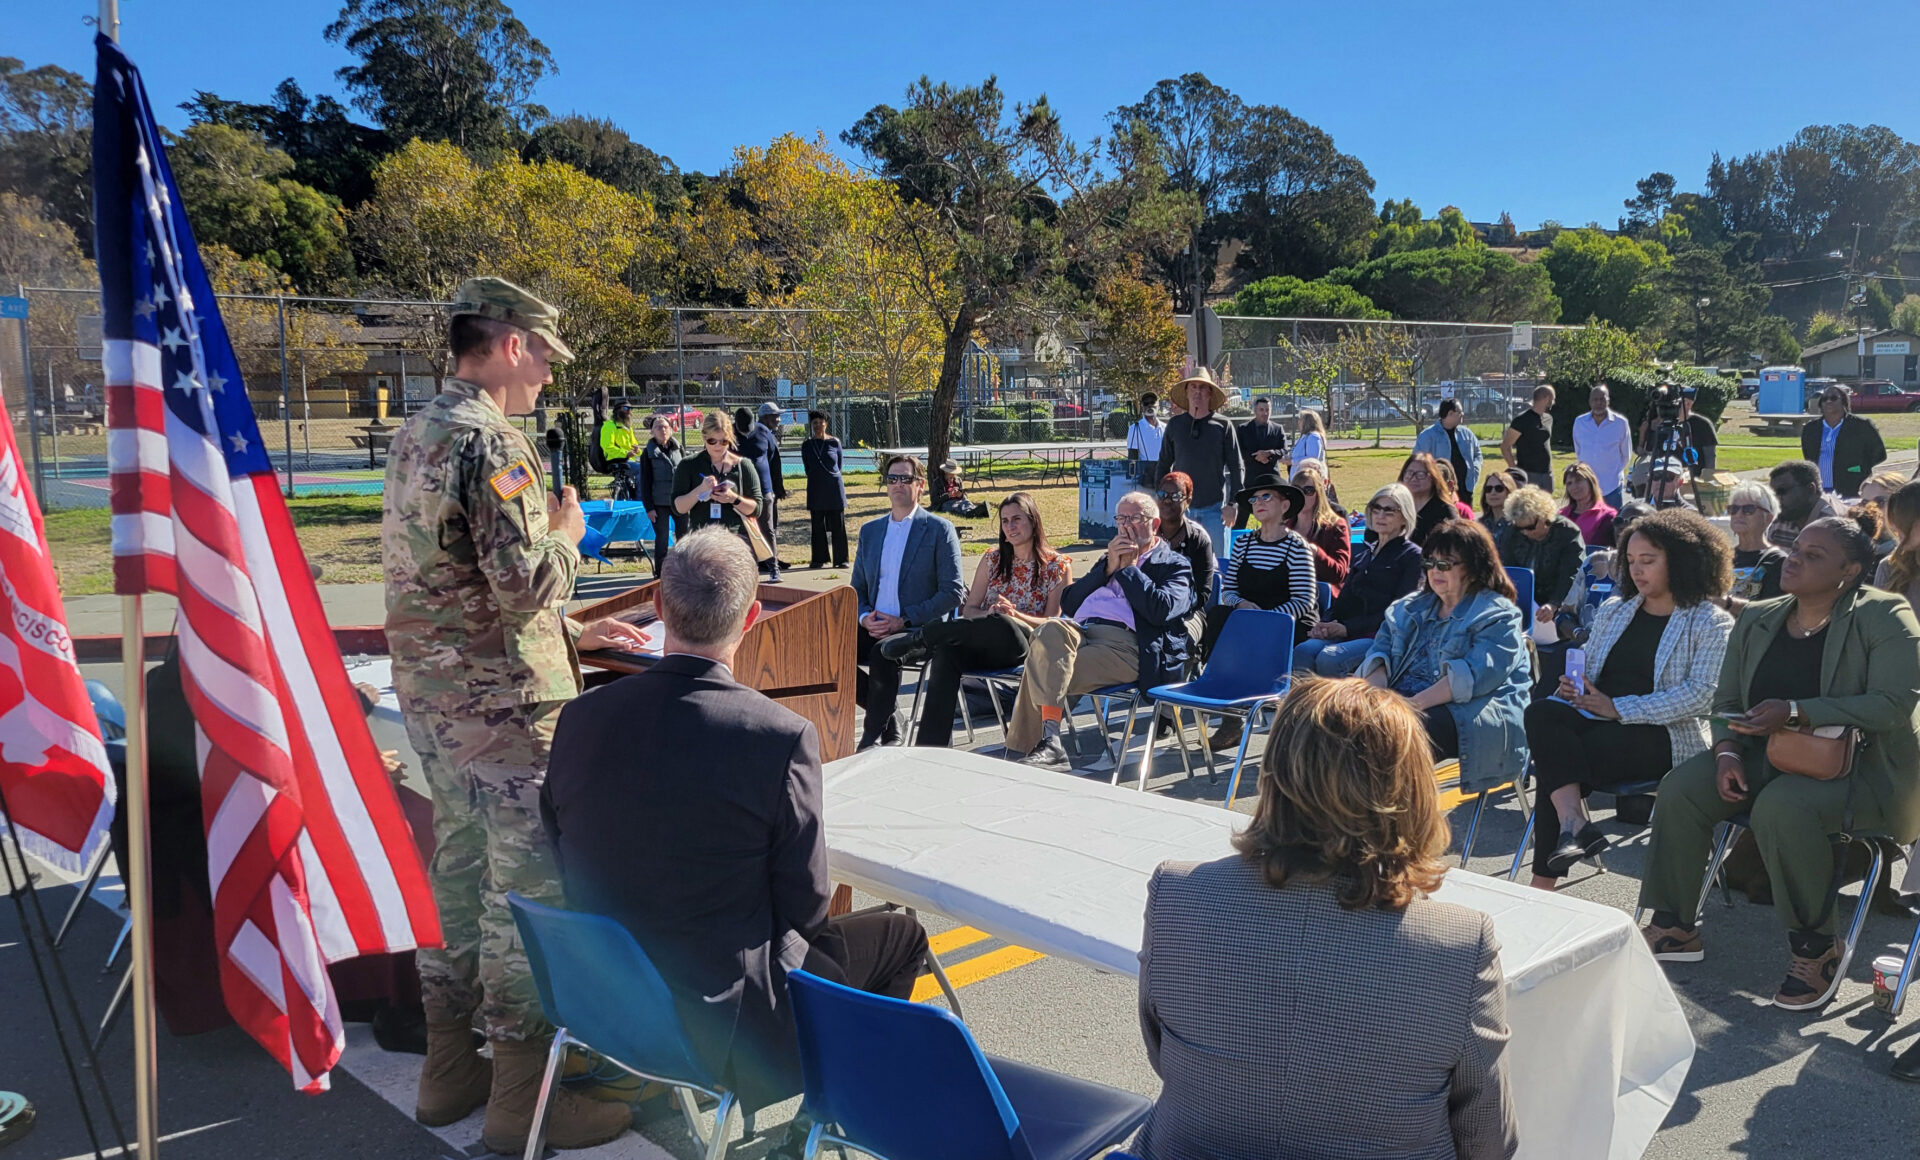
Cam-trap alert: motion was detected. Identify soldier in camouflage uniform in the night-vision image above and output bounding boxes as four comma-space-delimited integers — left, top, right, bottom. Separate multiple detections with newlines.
384, 277, 645, 1154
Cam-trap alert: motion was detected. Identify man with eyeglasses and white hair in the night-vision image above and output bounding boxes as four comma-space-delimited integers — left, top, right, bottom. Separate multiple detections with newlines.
1003, 490, 1197, 771
1799, 383, 1886, 498
851, 454, 964, 750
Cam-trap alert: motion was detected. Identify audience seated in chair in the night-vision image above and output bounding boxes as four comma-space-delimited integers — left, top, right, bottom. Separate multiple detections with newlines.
1288, 464, 1351, 594
541, 529, 929, 1125
1152, 470, 1217, 647
1135, 677, 1518, 1160
1202, 473, 1318, 752
1004, 491, 1196, 773
1524, 509, 1734, 888
1495, 486, 1584, 612
1639, 518, 1920, 1014
1294, 483, 1423, 678
1359, 519, 1532, 794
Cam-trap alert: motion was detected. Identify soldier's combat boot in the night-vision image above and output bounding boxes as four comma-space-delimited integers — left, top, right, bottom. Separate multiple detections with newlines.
481, 1038, 632, 1155
414, 1019, 492, 1127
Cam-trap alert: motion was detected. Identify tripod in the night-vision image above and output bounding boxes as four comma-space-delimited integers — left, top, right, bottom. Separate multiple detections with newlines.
1645, 414, 1705, 510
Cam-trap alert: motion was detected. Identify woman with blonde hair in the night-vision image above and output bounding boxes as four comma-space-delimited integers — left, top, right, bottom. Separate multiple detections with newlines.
1288, 465, 1351, 593
671, 409, 763, 543
1875, 480, 1920, 609
1494, 484, 1584, 610
1289, 409, 1327, 473
1135, 677, 1516, 1159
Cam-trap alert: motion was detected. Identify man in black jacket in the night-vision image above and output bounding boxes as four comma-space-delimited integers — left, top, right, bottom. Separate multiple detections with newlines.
541, 529, 927, 1115
1004, 491, 1196, 771
1800, 385, 1886, 498
1233, 396, 1289, 529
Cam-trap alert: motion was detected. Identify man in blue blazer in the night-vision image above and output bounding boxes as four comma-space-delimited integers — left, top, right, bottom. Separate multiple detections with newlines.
1005, 490, 1195, 771
849, 455, 965, 749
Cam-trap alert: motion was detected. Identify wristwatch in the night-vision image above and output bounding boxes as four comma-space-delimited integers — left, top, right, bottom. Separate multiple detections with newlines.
1787, 700, 1803, 729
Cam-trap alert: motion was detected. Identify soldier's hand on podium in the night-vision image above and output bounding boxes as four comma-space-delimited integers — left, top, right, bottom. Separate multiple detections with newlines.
578, 616, 649, 653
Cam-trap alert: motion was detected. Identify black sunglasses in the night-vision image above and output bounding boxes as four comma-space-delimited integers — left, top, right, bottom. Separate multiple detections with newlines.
1423, 559, 1458, 573
882, 473, 917, 485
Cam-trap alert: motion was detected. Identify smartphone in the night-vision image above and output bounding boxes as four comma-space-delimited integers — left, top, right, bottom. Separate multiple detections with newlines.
1564, 648, 1586, 695
1717, 711, 1750, 722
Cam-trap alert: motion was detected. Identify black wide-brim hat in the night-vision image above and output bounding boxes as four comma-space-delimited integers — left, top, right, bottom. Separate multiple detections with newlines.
1235, 472, 1307, 516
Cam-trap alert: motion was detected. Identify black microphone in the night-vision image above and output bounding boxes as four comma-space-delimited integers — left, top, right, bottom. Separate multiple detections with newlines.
545, 427, 564, 495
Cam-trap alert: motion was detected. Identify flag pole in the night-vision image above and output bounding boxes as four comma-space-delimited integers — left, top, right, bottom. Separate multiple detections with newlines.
101, 3, 160, 1155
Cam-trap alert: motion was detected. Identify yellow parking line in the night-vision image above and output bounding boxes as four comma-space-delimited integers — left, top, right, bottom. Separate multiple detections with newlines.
911, 944, 1048, 1003
927, 925, 991, 956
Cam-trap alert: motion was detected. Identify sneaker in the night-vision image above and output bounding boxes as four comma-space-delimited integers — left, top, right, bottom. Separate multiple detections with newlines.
1642, 922, 1704, 963
1018, 735, 1073, 773
1774, 942, 1842, 1011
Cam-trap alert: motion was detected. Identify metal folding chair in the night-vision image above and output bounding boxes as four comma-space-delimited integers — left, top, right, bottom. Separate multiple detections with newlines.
1507, 777, 1661, 882
1138, 609, 1296, 804
1434, 759, 1534, 871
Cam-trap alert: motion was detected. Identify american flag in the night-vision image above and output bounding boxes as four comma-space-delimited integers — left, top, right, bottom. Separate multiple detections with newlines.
94, 35, 440, 1092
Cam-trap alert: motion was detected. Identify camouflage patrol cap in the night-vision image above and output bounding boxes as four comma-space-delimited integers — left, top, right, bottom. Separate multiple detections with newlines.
450, 276, 575, 363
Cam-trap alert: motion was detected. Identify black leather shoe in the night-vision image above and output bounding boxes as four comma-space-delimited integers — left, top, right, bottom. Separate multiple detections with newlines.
1892, 1037, 1920, 1082
1017, 735, 1073, 772
878, 631, 929, 666
1545, 823, 1611, 875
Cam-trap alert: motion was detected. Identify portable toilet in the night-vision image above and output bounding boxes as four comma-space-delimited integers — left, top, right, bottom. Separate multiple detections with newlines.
1757, 366, 1804, 415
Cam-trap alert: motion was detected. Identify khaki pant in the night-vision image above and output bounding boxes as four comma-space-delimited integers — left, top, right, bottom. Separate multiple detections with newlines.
1005, 620, 1139, 753
405, 700, 568, 1041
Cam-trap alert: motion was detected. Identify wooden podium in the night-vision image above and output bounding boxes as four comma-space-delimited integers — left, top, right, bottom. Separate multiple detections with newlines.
571, 581, 861, 762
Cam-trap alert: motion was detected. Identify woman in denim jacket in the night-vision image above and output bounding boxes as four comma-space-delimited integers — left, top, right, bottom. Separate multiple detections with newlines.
1360, 519, 1532, 793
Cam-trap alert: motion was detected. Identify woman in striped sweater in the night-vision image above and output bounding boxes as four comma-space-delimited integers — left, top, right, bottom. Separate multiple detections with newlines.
1203, 472, 1319, 752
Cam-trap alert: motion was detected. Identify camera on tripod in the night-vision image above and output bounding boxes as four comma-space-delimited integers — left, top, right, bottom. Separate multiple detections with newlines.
1648, 382, 1684, 425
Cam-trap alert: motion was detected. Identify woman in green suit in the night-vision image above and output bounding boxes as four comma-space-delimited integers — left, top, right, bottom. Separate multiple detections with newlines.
1639, 517, 1920, 1013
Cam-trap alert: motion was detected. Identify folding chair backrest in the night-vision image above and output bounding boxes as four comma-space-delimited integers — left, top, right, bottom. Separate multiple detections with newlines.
506, 893, 714, 1089
1210, 569, 1223, 606
1191, 609, 1295, 698
788, 969, 1030, 1160
1317, 581, 1333, 617
1505, 565, 1535, 614
1225, 527, 1246, 560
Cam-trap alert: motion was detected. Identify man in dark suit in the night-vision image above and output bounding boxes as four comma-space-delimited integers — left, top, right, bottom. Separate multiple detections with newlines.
1005, 490, 1196, 771
1800, 384, 1886, 498
542, 528, 927, 1117
849, 454, 964, 749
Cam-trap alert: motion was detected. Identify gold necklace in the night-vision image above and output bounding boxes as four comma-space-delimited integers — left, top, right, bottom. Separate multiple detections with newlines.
1790, 606, 1833, 637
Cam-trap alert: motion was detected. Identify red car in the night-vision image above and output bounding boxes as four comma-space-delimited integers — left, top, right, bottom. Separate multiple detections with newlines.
1833, 380, 1920, 413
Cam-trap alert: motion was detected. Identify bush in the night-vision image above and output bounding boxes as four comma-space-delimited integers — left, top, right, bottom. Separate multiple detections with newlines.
972, 401, 1056, 444
1551, 365, 1733, 449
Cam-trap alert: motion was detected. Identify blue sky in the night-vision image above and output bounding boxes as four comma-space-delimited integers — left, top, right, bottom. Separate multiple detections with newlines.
15, 0, 1915, 229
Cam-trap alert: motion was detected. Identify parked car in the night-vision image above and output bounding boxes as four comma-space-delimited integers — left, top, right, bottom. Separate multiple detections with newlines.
1347, 396, 1420, 425
646, 405, 705, 430
1737, 377, 1760, 401
1834, 379, 1920, 413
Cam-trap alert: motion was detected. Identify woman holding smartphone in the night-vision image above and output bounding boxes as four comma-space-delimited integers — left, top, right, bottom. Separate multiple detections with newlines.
672, 410, 762, 543
1520, 509, 1733, 889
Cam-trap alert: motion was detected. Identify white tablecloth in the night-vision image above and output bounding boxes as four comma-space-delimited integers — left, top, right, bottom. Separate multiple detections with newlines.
824, 748, 1694, 1160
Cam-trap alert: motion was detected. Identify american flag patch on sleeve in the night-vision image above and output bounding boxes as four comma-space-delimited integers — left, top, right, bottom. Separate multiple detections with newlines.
489, 461, 537, 501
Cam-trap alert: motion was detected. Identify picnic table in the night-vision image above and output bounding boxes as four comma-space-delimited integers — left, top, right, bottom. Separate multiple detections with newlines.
874, 440, 1126, 486
1748, 413, 1806, 438
349, 421, 397, 467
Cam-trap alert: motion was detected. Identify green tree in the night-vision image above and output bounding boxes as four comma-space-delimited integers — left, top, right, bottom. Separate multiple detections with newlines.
1654, 246, 1789, 364
325, 0, 555, 153
1086, 267, 1186, 404
844, 76, 1186, 467
1540, 320, 1650, 428
170, 123, 354, 292
1370, 201, 1480, 256
1328, 247, 1560, 323
522, 115, 682, 208
1108, 73, 1242, 311
1893, 294, 1920, 335
181, 79, 391, 206
1228, 274, 1385, 319
1806, 310, 1848, 343
1620, 171, 1676, 235
1863, 277, 1896, 329
1539, 228, 1669, 331
0, 58, 92, 247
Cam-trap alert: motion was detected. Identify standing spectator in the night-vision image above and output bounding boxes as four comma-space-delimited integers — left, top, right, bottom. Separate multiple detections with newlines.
1295, 484, 1424, 677
1360, 520, 1532, 792
800, 411, 848, 569
1233, 396, 1290, 529
1523, 510, 1734, 888
1290, 466, 1351, 594
1560, 462, 1618, 546
852, 455, 965, 750
1876, 480, 1920, 609
542, 529, 929, 1125
1500, 385, 1557, 490
733, 406, 784, 581
1399, 452, 1462, 548
673, 411, 764, 547
1134, 678, 1517, 1160
930, 459, 989, 517
637, 413, 685, 568
1155, 367, 1243, 547
905, 493, 1072, 748
1414, 398, 1484, 499
600, 402, 640, 499
1638, 519, 1920, 1013
1495, 486, 1585, 611
1801, 384, 1886, 498
1289, 409, 1328, 474
757, 401, 788, 546
1766, 460, 1839, 551
1572, 384, 1633, 507
1128, 392, 1167, 489
1003, 492, 1196, 771
1726, 482, 1786, 605
1154, 471, 1217, 635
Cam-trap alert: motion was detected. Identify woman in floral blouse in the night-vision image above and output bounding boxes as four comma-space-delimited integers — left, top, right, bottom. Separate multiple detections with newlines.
907, 492, 1073, 747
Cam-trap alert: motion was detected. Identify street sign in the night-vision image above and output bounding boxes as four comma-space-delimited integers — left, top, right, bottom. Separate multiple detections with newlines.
0, 296, 26, 320
1510, 322, 1533, 352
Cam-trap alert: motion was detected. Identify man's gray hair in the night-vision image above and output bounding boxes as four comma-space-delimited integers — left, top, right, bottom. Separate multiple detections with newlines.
658, 528, 759, 645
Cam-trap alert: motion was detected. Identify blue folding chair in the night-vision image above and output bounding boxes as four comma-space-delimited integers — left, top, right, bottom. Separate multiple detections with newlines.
1505, 565, 1534, 616
786, 969, 1150, 1160
1140, 609, 1295, 805
1224, 527, 1247, 560
577, 524, 616, 568
508, 894, 743, 1160
1317, 581, 1334, 618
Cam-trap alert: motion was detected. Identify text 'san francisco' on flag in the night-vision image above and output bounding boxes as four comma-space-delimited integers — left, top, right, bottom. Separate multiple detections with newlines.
93, 34, 440, 1092
0, 402, 116, 878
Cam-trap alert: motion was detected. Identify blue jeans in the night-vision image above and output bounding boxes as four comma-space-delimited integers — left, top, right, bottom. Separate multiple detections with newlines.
1292, 636, 1374, 677
1603, 487, 1623, 509
1191, 504, 1225, 549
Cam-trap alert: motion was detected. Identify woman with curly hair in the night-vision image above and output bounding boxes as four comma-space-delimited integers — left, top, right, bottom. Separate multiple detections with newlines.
1495, 484, 1585, 611
1134, 677, 1516, 1159
1523, 509, 1735, 886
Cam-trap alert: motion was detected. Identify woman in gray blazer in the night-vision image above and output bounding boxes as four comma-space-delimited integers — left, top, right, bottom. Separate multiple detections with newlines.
1137, 678, 1518, 1160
